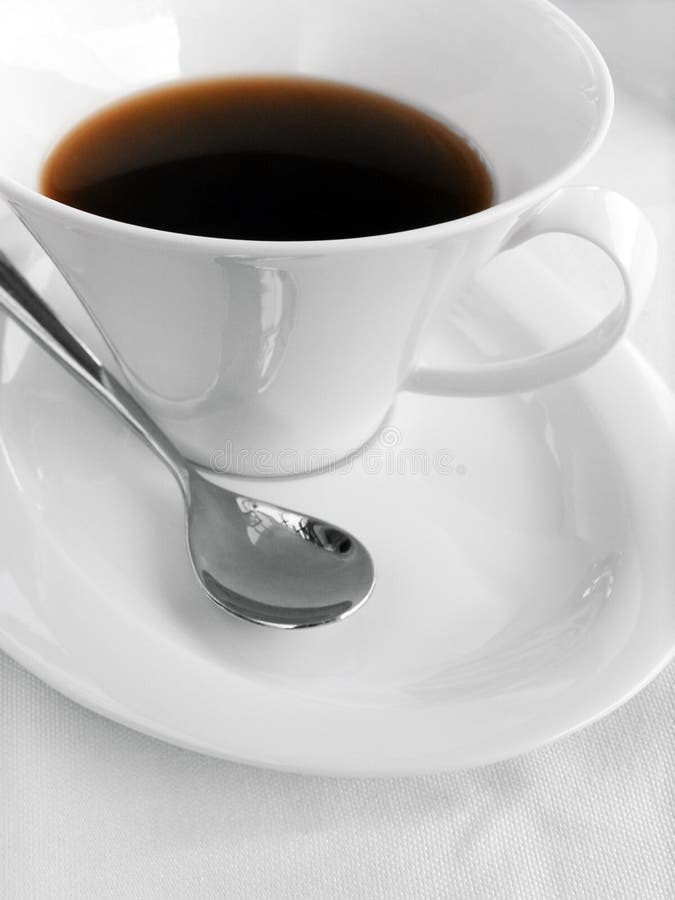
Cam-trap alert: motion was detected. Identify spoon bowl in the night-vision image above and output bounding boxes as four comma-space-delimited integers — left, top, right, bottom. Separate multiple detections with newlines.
187, 470, 374, 627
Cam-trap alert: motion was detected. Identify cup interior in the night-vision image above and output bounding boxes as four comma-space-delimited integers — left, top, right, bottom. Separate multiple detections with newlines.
0, 0, 609, 209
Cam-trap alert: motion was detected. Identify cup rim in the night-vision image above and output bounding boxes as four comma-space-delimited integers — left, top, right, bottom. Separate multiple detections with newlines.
0, 0, 614, 256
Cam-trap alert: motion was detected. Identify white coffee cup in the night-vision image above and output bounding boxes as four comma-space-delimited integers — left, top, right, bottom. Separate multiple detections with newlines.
0, 0, 657, 474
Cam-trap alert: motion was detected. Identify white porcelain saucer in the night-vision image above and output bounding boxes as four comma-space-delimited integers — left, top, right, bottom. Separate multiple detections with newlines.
1, 216, 674, 776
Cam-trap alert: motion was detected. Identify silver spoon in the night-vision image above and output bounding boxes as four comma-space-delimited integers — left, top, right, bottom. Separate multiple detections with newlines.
0, 252, 375, 628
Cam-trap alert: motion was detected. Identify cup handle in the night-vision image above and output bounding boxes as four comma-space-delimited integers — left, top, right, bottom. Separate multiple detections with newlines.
402, 186, 657, 396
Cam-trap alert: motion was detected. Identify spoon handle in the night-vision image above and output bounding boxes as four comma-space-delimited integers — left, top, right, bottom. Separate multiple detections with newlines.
0, 252, 190, 494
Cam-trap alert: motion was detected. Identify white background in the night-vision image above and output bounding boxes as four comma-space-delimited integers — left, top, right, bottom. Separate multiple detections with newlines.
2, 2, 674, 897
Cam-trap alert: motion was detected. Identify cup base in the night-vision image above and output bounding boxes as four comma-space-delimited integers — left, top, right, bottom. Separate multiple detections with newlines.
192, 406, 399, 481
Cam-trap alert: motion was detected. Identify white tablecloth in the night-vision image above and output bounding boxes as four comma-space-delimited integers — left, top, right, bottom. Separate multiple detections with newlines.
2, 650, 674, 899
2, 3, 674, 897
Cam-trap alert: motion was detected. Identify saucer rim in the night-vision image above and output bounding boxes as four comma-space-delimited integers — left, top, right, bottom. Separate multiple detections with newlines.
1, 336, 674, 776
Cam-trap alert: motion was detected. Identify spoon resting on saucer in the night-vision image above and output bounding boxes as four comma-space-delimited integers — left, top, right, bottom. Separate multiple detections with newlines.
0, 252, 375, 628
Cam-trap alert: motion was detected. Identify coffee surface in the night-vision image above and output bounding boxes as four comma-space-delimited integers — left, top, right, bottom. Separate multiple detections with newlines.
41, 75, 493, 241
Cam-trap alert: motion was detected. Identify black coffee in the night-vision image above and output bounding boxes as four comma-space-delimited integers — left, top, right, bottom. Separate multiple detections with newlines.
41, 75, 493, 241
